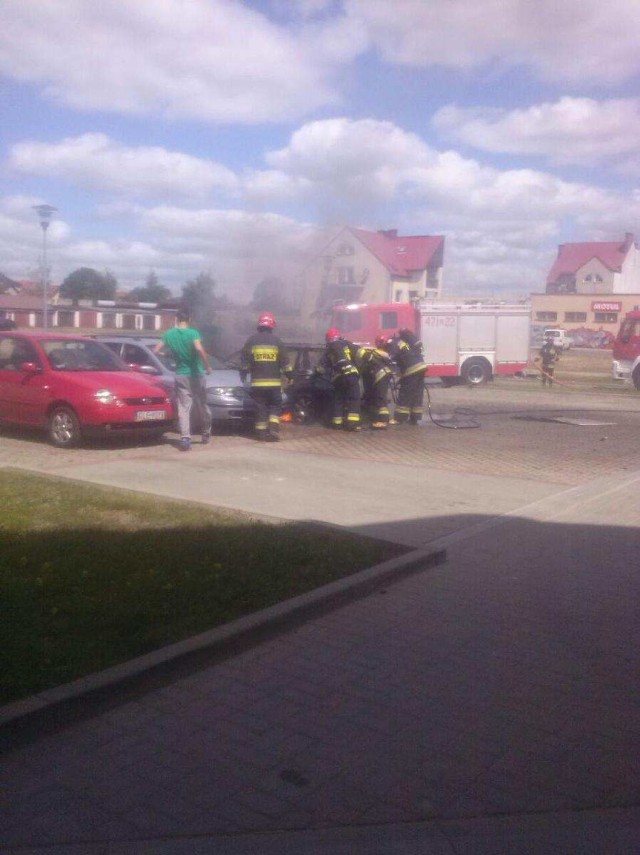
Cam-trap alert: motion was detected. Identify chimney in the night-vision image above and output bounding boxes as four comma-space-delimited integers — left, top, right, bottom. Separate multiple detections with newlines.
379, 229, 398, 239
624, 232, 635, 249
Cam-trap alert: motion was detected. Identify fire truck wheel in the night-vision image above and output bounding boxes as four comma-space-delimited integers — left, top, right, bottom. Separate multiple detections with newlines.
461, 358, 491, 386
632, 366, 640, 391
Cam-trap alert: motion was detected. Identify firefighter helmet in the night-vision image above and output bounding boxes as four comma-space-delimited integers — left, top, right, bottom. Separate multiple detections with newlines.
375, 334, 391, 349
325, 327, 341, 342
257, 312, 276, 330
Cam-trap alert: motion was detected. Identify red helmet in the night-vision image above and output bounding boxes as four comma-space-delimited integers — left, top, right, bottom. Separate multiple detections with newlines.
325, 327, 341, 342
257, 312, 275, 330
375, 334, 391, 349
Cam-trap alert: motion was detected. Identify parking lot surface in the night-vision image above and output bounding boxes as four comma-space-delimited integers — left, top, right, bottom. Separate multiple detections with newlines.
1, 379, 640, 852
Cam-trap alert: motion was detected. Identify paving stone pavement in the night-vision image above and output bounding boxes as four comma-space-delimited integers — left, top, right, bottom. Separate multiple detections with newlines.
1, 384, 640, 852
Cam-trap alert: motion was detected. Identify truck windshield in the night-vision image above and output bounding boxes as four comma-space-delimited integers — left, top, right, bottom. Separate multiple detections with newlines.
619, 319, 640, 342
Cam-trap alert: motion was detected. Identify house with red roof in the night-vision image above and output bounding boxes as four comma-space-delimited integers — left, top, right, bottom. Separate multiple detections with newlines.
546, 233, 639, 294
531, 233, 640, 348
299, 226, 444, 324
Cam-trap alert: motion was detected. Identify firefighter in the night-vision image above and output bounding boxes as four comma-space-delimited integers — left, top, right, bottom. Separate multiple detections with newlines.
240, 312, 291, 441
386, 328, 427, 424
536, 334, 561, 387
317, 328, 361, 431
355, 336, 394, 429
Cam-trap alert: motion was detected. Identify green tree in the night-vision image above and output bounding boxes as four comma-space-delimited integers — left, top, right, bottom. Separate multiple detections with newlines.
251, 276, 290, 312
59, 267, 117, 305
181, 272, 217, 325
126, 270, 171, 303
103, 269, 118, 296
181, 272, 221, 352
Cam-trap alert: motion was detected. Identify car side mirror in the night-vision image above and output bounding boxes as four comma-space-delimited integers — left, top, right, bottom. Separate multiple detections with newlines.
19, 361, 41, 374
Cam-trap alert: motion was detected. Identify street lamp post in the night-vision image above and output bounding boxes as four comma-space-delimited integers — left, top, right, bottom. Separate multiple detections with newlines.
32, 204, 57, 330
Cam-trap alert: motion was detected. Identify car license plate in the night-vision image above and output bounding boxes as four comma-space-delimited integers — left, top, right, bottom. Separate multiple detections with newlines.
135, 410, 165, 421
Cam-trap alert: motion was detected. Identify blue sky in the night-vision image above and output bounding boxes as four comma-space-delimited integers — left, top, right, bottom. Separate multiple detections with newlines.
1, 0, 640, 301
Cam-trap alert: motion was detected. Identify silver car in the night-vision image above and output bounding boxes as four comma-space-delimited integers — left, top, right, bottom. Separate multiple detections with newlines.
96, 336, 256, 426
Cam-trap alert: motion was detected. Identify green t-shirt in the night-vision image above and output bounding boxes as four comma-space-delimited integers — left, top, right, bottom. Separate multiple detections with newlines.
162, 326, 204, 376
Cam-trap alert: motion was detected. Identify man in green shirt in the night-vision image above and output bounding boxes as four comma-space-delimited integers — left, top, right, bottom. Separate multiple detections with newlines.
155, 309, 212, 451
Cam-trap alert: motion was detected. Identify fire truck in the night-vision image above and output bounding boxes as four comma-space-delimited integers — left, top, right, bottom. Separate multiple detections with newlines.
612, 309, 640, 389
330, 301, 531, 385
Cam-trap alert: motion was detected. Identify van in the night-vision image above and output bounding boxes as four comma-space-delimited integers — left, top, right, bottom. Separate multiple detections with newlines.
543, 329, 571, 350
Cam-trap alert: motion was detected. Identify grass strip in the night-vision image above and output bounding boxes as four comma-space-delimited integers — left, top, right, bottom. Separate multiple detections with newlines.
0, 470, 404, 703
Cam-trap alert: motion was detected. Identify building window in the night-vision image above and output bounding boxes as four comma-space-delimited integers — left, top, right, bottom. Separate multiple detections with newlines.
337, 267, 355, 285
336, 243, 354, 256
394, 290, 403, 302
536, 311, 557, 322
584, 273, 603, 284
594, 312, 618, 324
121, 314, 136, 330
142, 314, 157, 331
101, 312, 116, 329
380, 311, 398, 329
564, 312, 587, 323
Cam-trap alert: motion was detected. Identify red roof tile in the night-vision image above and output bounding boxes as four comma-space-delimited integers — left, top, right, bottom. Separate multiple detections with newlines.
350, 228, 444, 276
547, 238, 631, 284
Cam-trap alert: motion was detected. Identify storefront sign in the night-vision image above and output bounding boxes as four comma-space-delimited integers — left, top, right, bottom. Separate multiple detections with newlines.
591, 301, 621, 312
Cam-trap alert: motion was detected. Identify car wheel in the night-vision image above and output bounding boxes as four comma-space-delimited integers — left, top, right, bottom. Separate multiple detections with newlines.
292, 391, 315, 424
48, 406, 81, 448
632, 367, 640, 391
461, 358, 491, 386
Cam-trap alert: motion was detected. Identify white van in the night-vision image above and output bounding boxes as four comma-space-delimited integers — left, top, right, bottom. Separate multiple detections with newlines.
543, 329, 571, 350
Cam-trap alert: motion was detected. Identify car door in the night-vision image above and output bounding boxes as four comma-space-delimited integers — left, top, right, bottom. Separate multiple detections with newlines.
0, 335, 47, 424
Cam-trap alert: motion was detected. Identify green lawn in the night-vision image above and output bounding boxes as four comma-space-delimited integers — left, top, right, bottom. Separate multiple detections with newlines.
0, 470, 404, 703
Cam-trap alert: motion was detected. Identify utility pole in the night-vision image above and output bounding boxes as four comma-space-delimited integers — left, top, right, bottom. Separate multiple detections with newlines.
32, 204, 57, 330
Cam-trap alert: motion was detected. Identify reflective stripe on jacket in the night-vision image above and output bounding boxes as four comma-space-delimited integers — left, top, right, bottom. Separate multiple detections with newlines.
241, 330, 290, 387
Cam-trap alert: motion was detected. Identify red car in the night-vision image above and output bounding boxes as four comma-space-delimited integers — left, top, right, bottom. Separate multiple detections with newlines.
0, 332, 174, 447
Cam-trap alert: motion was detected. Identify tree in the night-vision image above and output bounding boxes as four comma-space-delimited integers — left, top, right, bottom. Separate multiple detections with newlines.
59, 267, 116, 305
181, 272, 221, 352
181, 272, 217, 326
126, 270, 171, 303
251, 276, 290, 312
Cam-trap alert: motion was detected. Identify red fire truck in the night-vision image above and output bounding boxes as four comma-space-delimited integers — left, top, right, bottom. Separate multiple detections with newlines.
331, 301, 531, 385
612, 309, 640, 389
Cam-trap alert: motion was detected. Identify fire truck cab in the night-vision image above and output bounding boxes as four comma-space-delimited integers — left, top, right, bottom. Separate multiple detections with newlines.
612, 310, 640, 389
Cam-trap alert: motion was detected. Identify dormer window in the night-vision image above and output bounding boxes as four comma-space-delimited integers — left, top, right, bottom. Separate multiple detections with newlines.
396, 246, 407, 254
336, 243, 354, 256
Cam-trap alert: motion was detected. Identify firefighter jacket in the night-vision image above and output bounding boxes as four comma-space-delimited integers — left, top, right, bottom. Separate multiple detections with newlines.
355, 346, 393, 385
539, 342, 560, 367
240, 330, 290, 388
317, 339, 359, 382
388, 334, 426, 379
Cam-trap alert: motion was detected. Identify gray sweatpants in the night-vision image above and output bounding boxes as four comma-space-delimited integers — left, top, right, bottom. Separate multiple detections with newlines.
175, 374, 212, 438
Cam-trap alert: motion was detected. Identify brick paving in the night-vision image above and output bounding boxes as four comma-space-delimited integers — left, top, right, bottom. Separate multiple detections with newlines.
1, 383, 640, 850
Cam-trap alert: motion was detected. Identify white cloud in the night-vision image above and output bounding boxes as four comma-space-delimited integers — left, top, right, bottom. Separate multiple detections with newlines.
0, 0, 351, 122
255, 117, 640, 292
434, 97, 640, 171
9, 134, 238, 201
4, 113, 640, 298
345, 0, 640, 83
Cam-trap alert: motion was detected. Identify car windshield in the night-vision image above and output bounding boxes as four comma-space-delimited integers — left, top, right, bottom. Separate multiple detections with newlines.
155, 351, 177, 371
43, 340, 125, 371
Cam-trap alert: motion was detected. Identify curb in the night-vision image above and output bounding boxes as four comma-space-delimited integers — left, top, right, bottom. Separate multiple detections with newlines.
0, 543, 446, 747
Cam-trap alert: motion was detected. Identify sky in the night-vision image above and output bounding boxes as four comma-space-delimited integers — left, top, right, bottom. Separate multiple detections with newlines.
1, 0, 640, 302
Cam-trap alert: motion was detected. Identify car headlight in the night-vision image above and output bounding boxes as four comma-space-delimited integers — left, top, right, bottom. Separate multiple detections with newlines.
210, 386, 236, 397
94, 389, 122, 406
